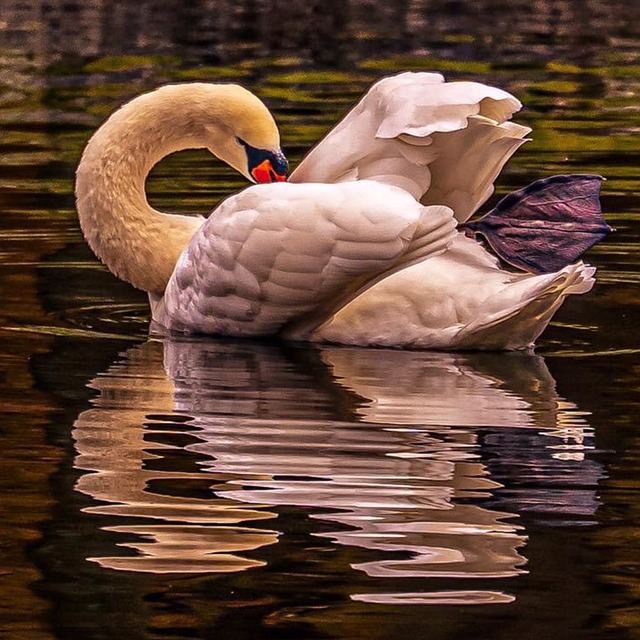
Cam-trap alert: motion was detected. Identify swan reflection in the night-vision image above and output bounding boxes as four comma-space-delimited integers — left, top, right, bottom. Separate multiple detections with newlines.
73, 338, 602, 603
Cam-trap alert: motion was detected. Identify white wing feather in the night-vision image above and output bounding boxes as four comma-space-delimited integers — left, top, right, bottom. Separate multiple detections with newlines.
155, 180, 456, 335
300, 235, 595, 349
290, 72, 531, 222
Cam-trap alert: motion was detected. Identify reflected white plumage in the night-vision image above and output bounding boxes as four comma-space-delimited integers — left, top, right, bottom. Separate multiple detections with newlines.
76, 72, 604, 349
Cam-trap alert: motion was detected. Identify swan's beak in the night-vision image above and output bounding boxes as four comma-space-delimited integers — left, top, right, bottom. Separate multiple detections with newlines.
251, 159, 288, 183
249, 149, 288, 184
241, 140, 288, 183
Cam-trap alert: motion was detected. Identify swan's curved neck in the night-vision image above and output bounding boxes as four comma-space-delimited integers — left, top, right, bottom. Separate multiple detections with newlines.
75, 85, 234, 295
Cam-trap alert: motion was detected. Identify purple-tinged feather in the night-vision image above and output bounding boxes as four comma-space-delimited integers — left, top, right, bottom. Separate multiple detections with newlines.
462, 174, 611, 274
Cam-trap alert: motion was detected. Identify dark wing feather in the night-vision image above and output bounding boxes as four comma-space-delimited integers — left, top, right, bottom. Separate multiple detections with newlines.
463, 174, 611, 273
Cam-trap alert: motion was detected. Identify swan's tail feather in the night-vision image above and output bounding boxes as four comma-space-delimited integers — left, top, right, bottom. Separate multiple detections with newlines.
454, 262, 596, 350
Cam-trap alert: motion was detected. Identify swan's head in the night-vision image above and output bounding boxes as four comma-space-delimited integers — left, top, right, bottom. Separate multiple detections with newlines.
200, 84, 288, 184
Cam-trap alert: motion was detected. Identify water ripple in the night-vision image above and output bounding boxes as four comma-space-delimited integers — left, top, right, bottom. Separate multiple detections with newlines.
71, 337, 603, 606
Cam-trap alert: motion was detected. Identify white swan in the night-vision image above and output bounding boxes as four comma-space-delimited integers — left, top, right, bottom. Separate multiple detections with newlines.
76, 72, 607, 350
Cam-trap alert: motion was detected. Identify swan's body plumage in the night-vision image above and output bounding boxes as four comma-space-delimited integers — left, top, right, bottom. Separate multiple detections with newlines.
155, 180, 454, 336
301, 235, 594, 349
76, 72, 603, 350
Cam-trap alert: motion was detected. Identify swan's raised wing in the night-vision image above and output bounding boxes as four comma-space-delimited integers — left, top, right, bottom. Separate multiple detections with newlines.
290, 72, 531, 223
155, 180, 455, 336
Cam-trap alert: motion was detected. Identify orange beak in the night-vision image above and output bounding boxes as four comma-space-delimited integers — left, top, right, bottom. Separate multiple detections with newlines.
251, 159, 287, 184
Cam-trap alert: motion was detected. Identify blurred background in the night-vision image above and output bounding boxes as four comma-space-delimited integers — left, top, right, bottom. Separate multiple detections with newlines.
2, 0, 638, 66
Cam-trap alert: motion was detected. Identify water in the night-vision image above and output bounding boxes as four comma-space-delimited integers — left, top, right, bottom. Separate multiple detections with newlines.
1, 1, 639, 638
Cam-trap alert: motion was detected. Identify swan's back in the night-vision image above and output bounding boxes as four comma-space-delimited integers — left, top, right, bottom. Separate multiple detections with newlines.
155, 180, 456, 336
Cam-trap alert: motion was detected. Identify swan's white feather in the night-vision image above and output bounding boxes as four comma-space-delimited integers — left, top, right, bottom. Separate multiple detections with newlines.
294, 235, 595, 349
156, 181, 456, 336
77, 72, 600, 350
290, 72, 531, 222
282, 71, 595, 349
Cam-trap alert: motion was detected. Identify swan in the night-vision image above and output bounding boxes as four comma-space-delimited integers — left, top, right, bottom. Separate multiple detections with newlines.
76, 72, 609, 349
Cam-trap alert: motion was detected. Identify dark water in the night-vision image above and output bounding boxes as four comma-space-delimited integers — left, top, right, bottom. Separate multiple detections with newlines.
1, 1, 639, 638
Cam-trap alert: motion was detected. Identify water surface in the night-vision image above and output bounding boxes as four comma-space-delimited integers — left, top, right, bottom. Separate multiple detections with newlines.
0, 2, 639, 639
